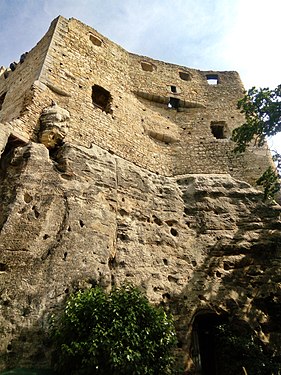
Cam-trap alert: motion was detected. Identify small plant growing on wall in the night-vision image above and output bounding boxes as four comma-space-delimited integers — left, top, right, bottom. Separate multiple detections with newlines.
51, 285, 177, 375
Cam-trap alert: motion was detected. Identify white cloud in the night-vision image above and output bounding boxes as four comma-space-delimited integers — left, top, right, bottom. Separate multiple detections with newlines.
221, 0, 281, 89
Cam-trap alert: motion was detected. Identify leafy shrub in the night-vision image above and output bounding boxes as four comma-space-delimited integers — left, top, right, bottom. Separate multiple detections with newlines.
214, 323, 281, 375
51, 285, 177, 374
232, 84, 281, 200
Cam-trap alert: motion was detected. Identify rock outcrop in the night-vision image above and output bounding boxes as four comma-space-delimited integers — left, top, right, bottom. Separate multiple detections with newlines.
0, 140, 280, 371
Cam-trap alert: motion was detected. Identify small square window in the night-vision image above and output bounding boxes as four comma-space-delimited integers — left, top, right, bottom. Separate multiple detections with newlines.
171, 85, 177, 93
168, 97, 180, 109
210, 122, 226, 139
206, 74, 219, 85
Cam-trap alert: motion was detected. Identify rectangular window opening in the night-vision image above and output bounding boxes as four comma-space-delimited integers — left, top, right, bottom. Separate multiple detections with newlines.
211, 123, 226, 139
92, 85, 112, 114
206, 74, 219, 85
168, 97, 180, 109
171, 85, 177, 93
0, 92, 7, 111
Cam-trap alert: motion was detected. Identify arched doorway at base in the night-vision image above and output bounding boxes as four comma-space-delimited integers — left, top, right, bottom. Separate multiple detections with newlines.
191, 311, 228, 375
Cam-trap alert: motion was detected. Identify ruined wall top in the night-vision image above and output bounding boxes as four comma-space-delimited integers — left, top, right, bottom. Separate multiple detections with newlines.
0, 16, 273, 183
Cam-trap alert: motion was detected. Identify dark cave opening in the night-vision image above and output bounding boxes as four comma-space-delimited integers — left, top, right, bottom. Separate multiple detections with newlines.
191, 312, 228, 375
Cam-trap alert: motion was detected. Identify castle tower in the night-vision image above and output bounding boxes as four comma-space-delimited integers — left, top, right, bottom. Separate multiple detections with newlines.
0, 16, 273, 183
0, 17, 280, 374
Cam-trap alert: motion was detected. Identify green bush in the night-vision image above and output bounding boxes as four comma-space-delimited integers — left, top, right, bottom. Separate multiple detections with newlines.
214, 323, 281, 375
51, 285, 177, 375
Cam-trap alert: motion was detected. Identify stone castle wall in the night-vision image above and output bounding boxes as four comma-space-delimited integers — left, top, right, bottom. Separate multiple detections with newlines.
0, 18, 59, 125
0, 16, 273, 184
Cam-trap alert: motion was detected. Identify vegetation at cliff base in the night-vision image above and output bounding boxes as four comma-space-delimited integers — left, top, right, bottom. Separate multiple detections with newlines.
232, 84, 281, 199
51, 285, 177, 375
214, 323, 281, 375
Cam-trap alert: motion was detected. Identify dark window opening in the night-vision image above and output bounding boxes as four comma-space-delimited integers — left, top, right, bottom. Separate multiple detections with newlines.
171, 85, 177, 93
140, 61, 154, 72
206, 74, 219, 85
210, 123, 226, 139
92, 85, 112, 113
0, 92, 7, 111
1, 135, 25, 160
89, 34, 102, 46
179, 71, 191, 81
191, 312, 228, 375
0, 135, 27, 230
168, 97, 180, 109
0, 263, 7, 271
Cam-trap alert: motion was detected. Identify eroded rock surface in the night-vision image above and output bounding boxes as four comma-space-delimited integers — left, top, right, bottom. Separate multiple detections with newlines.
0, 142, 280, 370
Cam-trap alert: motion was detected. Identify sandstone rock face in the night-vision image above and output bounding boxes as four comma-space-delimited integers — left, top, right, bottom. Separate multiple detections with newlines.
0, 141, 280, 371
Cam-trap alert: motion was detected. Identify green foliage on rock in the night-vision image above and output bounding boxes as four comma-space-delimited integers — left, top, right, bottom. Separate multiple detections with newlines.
232, 85, 281, 152
256, 166, 280, 201
232, 85, 281, 200
51, 285, 177, 375
214, 323, 281, 375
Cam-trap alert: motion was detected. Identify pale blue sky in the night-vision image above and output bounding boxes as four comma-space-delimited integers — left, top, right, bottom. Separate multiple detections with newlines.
1, 0, 280, 88
0, 0, 280, 149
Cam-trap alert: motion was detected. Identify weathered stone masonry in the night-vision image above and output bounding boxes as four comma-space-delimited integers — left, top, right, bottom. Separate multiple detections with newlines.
0, 16, 280, 373
0, 16, 273, 183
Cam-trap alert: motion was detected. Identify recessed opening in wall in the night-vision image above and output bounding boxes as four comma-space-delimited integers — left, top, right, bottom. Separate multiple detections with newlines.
191, 312, 228, 375
179, 71, 191, 81
1, 134, 27, 161
0, 92, 7, 111
0, 134, 28, 229
92, 85, 112, 113
0, 263, 7, 271
206, 74, 219, 85
210, 122, 227, 139
171, 85, 177, 93
89, 34, 102, 46
168, 97, 180, 109
140, 61, 154, 72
